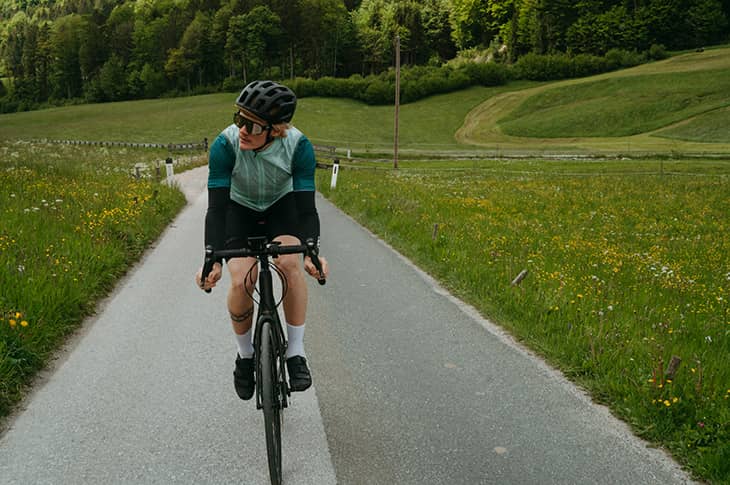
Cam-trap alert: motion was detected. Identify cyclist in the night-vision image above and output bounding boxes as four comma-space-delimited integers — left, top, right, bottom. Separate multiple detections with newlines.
196, 80, 329, 400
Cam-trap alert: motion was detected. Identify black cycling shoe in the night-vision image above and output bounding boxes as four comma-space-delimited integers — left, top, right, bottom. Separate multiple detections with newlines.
234, 355, 255, 400
286, 356, 312, 392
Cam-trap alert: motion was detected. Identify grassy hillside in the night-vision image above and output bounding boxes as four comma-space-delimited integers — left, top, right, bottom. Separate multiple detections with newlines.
2, 47, 729, 157
457, 46, 730, 156
0, 85, 527, 155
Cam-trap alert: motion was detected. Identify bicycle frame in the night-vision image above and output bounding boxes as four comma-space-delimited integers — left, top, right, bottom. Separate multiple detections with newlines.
248, 237, 289, 410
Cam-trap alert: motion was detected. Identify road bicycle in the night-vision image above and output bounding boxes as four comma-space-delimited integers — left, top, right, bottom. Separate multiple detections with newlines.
201, 236, 325, 485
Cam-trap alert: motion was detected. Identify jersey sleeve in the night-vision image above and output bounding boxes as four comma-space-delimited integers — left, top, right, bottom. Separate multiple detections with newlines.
207, 131, 236, 188
292, 135, 316, 191
205, 130, 236, 258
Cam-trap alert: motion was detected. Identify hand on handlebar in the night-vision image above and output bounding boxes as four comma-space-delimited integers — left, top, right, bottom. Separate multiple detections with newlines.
196, 261, 222, 292
304, 255, 329, 284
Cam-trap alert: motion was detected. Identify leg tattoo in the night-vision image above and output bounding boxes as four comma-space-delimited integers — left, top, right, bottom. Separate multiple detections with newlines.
230, 306, 254, 323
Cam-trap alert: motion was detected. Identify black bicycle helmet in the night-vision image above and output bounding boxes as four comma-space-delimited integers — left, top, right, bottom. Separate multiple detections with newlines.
235, 80, 297, 124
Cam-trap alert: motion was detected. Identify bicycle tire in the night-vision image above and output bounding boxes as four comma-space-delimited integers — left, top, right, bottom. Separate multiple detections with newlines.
260, 319, 283, 485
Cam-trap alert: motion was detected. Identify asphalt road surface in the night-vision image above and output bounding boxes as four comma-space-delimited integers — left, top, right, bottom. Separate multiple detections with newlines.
0, 167, 694, 484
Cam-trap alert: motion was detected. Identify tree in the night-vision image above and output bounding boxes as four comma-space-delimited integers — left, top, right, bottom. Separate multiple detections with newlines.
448, 0, 495, 49
99, 53, 127, 100
686, 0, 728, 46
298, 0, 349, 77
352, 0, 399, 72
105, 3, 135, 64
423, 0, 457, 62
165, 11, 212, 90
78, 15, 106, 85
49, 14, 85, 99
225, 6, 282, 84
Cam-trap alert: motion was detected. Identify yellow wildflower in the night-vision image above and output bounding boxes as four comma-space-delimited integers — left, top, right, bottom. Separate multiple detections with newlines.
20, 320, 28, 327
663, 400, 671, 407
9, 319, 16, 327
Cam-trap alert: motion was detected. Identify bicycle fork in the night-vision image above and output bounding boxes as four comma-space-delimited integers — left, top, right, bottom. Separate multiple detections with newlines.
253, 258, 290, 411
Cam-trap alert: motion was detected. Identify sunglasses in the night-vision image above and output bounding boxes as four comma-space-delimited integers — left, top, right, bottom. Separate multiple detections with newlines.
233, 112, 269, 135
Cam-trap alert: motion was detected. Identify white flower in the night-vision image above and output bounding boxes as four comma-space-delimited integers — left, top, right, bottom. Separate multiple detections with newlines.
705, 336, 713, 344
17, 265, 25, 273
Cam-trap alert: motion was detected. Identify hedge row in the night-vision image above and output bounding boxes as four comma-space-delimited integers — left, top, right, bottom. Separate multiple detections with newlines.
288, 45, 668, 105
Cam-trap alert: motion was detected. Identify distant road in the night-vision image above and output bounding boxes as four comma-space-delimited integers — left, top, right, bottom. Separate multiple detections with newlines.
0, 167, 693, 484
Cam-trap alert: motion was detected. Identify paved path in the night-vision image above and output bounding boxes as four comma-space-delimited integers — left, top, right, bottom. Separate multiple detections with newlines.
0, 167, 694, 484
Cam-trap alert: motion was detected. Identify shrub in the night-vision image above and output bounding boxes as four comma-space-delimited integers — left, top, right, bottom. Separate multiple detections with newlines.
648, 44, 668, 60
289, 77, 318, 98
570, 54, 608, 77
513, 52, 573, 81
605, 48, 646, 69
222, 76, 241, 92
460, 62, 509, 86
362, 79, 394, 105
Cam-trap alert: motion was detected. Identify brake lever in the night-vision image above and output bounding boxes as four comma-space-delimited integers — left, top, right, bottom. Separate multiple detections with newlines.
201, 245, 215, 293
305, 239, 326, 286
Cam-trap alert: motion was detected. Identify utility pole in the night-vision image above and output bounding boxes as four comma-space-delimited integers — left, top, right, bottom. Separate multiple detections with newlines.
394, 34, 401, 169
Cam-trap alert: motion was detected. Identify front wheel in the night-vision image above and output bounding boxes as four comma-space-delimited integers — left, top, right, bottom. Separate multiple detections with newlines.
260, 319, 283, 485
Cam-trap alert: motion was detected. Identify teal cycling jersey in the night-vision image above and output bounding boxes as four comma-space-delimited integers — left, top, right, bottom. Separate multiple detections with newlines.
207, 124, 316, 211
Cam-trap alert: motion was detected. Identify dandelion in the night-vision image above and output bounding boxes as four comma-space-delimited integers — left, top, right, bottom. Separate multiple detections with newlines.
663, 400, 671, 407
20, 320, 28, 327
672, 397, 679, 403
9, 319, 16, 328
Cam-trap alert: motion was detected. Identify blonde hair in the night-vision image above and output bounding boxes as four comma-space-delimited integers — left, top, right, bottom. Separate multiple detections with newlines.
270, 122, 291, 138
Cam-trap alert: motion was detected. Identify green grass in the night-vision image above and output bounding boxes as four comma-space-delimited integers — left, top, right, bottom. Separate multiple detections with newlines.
317, 160, 730, 483
457, 46, 730, 156
0, 85, 528, 155
1, 45, 729, 481
499, 69, 730, 138
657, 106, 730, 143
0, 141, 194, 418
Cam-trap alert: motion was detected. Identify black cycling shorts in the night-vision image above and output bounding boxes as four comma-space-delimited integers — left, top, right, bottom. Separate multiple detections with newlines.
224, 192, 302, 250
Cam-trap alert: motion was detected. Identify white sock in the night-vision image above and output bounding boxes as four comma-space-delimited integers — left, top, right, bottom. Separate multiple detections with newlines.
286, 323, 306, 359
235, 329, 254, 358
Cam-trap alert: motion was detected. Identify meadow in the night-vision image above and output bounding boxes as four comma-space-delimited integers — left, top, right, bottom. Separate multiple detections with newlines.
1, 46, 729, 481
317, 160, 730, 482
0, 141, 199, 417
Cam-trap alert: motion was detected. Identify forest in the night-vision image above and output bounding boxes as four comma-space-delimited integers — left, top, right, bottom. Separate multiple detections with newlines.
0, 0, 728, 111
